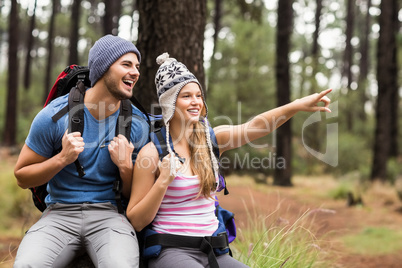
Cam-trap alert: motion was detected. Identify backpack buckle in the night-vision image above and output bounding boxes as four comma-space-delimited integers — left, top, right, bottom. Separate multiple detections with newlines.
113, 179, 121, 193
77, 74, 86, 82
74, 160, 85, 178
216, 232, 229, 250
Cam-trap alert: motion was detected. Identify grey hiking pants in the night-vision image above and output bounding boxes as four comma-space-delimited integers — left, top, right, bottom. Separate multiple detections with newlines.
148, 247, 250, 268
13, 203, 139, 268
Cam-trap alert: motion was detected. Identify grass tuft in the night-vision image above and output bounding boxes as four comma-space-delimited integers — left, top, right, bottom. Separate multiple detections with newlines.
229, 199, 329, 267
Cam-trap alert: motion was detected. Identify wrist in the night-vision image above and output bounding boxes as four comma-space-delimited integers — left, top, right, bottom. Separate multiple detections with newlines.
283, 101, 300, 116
118, 161, 133, 176
155, 174, 171, 189
55, 152, 72, 168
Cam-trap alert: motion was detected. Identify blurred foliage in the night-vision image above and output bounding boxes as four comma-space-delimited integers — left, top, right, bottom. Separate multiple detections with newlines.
0, 73, 5, 142
342, 227, 402, 255
205, 2, 391, 183
387, 158, 402, 184
0, 159, 40, 237
0, 0, 401, 183
208, 10, 277, 176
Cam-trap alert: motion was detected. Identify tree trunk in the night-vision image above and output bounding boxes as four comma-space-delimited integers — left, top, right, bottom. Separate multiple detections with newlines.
359, 0, 371, 81
0, 1, 4, 62
130, 0, 138, 41
311, 0, 322, 57
68, 0, 81, 65
343, 0, 355, 132
23, 0, 37, 90
303, 0, 323, 156
3, 0, 19, 146
389, 0, 399, 158
273, 0, 293, 187
207, 0, 223, 98
356, 0, 371, 122
103, 0, 121, 35
343, 0, 355, 90
135, 0, 206, 113
212, 0, 222, 59
371, 0, 398, 181
43, 0, 59, 103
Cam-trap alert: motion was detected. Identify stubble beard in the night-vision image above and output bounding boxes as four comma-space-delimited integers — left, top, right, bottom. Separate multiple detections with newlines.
103, 72, 133, 100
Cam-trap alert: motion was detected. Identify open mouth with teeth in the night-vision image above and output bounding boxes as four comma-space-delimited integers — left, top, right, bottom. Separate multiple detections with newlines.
187, 109, 200, 115
123, 79, 134, 88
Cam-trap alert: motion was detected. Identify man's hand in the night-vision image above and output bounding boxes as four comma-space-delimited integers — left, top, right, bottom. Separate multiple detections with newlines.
60, 130, 85, 165
108, 134, 135, 170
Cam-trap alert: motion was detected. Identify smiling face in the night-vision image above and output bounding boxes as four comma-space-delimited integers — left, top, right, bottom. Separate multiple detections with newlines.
173, 82, 205, 124
102, 53, 140, 100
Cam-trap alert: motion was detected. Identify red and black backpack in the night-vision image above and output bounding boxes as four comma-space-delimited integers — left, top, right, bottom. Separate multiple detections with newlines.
30, 65, 134, 214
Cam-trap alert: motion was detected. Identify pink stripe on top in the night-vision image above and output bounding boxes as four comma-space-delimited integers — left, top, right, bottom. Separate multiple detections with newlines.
158, 202, 214, 213
152, 173, 219, 237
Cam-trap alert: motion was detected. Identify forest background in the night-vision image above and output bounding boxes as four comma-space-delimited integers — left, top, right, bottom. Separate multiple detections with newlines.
0, 0, 401, 267
1, 0, 400, 184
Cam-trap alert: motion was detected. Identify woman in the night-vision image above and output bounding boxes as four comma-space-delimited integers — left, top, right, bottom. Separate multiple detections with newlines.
126, 53, 331, 268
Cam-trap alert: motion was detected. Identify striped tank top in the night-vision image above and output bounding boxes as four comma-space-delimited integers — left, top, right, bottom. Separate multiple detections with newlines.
152, 173, 219, 237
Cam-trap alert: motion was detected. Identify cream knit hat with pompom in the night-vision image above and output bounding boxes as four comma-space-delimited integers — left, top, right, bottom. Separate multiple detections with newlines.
154, 53, 219, 181
155, 52, 207, 124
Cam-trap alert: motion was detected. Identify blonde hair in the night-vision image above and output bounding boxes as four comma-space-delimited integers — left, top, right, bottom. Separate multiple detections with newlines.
189, 121, 217, 199
165, 118, 219, 199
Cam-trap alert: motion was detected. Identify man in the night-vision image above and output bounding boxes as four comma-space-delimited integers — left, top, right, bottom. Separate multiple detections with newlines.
13, 35, 149, 268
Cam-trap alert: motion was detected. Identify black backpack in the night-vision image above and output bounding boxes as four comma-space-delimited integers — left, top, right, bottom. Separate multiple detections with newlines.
30, 64, 144, 214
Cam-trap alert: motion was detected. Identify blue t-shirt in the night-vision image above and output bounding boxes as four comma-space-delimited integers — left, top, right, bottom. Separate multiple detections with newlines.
26, 94, 150, 206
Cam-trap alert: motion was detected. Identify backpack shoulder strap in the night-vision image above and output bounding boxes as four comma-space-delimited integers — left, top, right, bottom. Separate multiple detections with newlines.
150, 127, 186, 164
51, 105, 69, 123
131, 95, 151, 126
150, 127, 169, 162
68, 80, 86, 134
51, 74, 87, 123
208, 126, 220, 160
208, 125, 229, 195
113, 99, 133, 215
68, 81, 86, 178
116, 99, 132, 141
52, 81, 86, 178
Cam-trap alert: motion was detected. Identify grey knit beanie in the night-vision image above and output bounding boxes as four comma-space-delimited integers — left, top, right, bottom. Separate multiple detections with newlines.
155, 52, 207, 125
88, 34, 141, 87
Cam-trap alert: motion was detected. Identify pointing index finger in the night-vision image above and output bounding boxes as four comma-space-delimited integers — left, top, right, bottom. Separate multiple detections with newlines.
318, 88, 332, 98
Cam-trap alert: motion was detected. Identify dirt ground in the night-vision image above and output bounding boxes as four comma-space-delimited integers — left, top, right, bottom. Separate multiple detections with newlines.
218, 176, 402, 268
1, 148, 402, 268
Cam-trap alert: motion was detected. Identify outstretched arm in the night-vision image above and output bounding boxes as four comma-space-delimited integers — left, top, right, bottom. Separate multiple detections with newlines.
14, 131, 85, 189
214, 89, 332, 154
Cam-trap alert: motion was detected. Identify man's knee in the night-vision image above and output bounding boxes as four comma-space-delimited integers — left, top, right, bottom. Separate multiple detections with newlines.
14, 254, 50, 268
99, 257, 139, 268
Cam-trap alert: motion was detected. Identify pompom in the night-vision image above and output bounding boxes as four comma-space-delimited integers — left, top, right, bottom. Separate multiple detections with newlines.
156, 52, 170, 65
